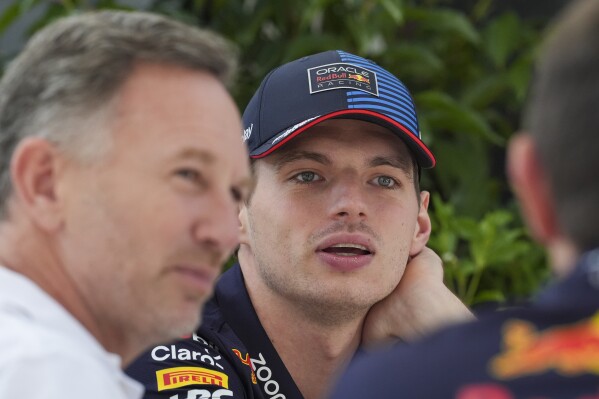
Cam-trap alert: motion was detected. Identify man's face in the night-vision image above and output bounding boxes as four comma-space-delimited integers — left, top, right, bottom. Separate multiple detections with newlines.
57, 63, 249, 345
240, 119, 430, 322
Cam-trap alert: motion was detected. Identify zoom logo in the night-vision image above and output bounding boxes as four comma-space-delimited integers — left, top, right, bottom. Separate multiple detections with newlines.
251, 353, 285, 399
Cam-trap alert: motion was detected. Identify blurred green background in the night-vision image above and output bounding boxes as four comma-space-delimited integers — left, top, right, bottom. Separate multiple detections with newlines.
0, 0, 567, 308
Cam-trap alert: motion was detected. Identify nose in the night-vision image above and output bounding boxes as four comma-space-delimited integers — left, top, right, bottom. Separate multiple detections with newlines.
328, 176, 368, 222
192, 189, 240, 263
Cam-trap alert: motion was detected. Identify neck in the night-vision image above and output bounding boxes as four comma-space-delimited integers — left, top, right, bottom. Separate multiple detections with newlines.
0, 217, 135, 366
239, 254, 366, 399
265, 313, 362, 399
547, 237, 579, 278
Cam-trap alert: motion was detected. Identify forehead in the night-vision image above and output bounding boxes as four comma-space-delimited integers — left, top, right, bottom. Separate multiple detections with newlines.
110, 63, 247, 170
267, 118, 415, 167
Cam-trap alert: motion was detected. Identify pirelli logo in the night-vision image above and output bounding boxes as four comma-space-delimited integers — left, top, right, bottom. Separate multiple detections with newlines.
156, 367, 229, 391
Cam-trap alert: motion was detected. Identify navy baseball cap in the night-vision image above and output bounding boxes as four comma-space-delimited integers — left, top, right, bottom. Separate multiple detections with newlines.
242, 50, 435, 168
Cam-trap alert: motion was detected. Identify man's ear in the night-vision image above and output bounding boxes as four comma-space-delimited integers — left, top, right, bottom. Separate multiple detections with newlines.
10, 137, 64, 231
507, 133, 558, 244
238, 202, 250, 246
409, 191, 432, 256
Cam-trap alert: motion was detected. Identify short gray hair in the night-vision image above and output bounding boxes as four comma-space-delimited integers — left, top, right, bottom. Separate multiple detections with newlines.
524, 0, 599, 251
0, 10, 238, 219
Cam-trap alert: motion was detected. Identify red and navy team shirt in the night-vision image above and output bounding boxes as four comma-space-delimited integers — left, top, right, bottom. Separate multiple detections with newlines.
330, 249, 599, 399
126, 264, 303, 399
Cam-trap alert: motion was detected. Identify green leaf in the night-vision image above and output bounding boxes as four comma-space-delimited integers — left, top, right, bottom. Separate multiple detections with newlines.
483, 12, 522, 69
405, 7, 480, 45
381, 0, 404, 24
416, 91, 505, 145
472, 289, 505, 306
456, 259, 477, 276
385, 43, 443, 80
25, 4, 71, 36
431, 193, 454, 227
461, 74, 510, 109
298, 0, 327, 32
0, 2, 21, 35
452, 217, 479, 240
508, 51, 535, 101
472, 0, 493, 22
282, 33, 345, 61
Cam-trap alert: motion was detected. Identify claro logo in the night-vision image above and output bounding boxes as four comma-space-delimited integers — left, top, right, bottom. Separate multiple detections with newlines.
156, 367, 229, 391
151, 344, 225, 371
251, 353, 285, 399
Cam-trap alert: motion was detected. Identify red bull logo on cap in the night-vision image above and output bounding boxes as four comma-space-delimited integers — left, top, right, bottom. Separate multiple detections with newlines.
348, 73, 370, 84
490, 312, 599, 379
307, 62, 378, 96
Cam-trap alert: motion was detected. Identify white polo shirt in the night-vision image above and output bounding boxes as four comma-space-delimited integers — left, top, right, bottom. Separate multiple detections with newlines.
0, 266, 144, 399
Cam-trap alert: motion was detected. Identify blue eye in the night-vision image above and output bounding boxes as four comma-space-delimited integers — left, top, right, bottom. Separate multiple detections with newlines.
294, 171, 322, 183
373, 176, 397, 188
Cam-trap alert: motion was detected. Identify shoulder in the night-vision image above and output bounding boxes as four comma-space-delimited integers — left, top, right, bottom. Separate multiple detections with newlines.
335, 314, 500, 397
332, 303, 599, 399
127, 327, 255, 399
0, 320, 136, 399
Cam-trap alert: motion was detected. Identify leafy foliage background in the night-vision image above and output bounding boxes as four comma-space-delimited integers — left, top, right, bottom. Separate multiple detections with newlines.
0, 0, 555, 308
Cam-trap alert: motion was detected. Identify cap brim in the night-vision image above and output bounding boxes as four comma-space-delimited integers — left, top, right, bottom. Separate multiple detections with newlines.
249, 109, 436, 168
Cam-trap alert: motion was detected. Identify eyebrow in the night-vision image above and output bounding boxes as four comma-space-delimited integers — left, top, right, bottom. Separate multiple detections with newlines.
272, 150, 331, 171
174, 148, 216, 164
176, 148, 255, 198
369, 156, 414, 179
273, 151, 414, 177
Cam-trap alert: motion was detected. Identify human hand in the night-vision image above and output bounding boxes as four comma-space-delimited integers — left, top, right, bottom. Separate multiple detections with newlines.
361, 247, 474, 348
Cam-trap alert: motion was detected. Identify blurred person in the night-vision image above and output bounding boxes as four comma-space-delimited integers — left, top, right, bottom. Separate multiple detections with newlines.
329, 1, 599, 398
128, 50, 472, 399
0, 10, 249, 399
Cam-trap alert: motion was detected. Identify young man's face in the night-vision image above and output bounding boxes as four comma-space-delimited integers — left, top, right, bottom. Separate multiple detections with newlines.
57, 62, 250, 347
240, 119, 430, 322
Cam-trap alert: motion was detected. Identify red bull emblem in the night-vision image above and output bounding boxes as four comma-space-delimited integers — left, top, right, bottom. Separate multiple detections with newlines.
348, 74, 370, 84
490, 312, 599, 379
232, 349, 257, 384
156, 366, 229, 391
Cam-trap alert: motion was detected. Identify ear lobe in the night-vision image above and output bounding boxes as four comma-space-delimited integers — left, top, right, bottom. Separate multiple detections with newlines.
507, 133, 558, 244
10, 137, 64, 231
409, 191, 432, 256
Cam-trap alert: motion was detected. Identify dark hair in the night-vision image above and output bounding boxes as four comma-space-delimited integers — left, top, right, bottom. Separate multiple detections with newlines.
524, 0, 599, 250
0, 10, 237, 219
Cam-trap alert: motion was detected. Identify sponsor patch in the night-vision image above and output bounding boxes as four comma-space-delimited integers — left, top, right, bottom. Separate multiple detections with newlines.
490, 312, 599, 379
307, 62, 378, 96
156, 366, 229, 391
232, 349, 257, 384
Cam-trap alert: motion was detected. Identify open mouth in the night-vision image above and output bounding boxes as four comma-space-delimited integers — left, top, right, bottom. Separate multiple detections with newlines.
321, 243, 372, 256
